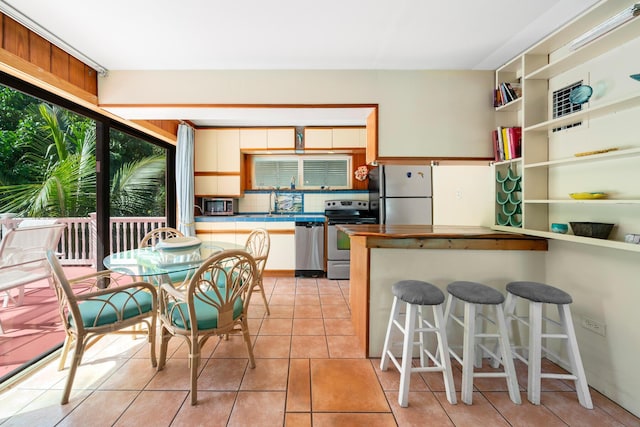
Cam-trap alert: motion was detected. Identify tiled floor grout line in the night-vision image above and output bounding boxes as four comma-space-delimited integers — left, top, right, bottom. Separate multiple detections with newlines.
3, 276, 639, 426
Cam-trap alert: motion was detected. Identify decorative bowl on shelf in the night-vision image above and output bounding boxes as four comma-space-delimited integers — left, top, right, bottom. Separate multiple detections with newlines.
624, 233, 640, 244
569, 84, 593, 105
569, 222, 614, 239
550, 223, 568, 234
569, 192, 607, 200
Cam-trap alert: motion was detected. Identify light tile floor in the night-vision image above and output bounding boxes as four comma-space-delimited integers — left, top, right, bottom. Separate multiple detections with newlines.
1, 277, 639, 426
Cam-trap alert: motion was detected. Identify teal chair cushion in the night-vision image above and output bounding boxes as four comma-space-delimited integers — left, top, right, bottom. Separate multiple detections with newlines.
73, 290, 154, 328
169, 290, 243, 330
168, 270, 189, 283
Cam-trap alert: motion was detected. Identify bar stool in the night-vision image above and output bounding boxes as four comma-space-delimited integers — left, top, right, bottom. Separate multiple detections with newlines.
444, 281, 521, 405
380, 280, 456, 407
504, 281, 593, 409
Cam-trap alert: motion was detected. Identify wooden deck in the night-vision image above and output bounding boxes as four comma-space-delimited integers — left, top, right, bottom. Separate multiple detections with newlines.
0, 266, 96, 379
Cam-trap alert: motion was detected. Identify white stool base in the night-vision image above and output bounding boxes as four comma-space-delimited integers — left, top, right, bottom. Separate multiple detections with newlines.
504, 292, 593, 409
380, 296, 457, 407
444, 295, 521, 405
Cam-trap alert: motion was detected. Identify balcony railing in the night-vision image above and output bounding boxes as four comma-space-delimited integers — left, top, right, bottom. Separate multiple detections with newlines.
1, 214, 167, 266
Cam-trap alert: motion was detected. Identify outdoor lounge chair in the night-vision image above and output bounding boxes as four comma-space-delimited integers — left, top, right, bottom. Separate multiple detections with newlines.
0, 223, 66, 333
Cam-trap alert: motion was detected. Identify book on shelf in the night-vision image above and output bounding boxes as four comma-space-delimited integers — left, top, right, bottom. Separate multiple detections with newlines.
501, 127, 510, 159
493, 88, 503, 107
507, 82, 522, 99
492, 126, 521, 161
506, 126, 522, 159
494, 82, 521, 107
492, 129, 501, 162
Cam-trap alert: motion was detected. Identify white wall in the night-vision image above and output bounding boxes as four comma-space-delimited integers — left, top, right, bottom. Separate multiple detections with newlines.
99, 70, 495, 158
544, 241, 640, 416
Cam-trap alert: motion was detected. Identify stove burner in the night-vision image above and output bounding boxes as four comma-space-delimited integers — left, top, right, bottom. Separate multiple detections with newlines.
324, 199, 376, 225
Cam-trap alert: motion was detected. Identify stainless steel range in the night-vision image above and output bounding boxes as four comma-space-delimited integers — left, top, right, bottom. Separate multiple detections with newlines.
324, 199, 377, 280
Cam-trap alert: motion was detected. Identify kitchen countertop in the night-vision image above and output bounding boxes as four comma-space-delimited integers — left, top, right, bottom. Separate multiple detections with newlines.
196, 214, 326, 223
337, 224, 547, 250
337, 224, 546, 241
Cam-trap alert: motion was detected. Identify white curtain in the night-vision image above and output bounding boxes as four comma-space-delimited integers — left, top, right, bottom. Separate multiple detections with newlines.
176, 123, 195, 236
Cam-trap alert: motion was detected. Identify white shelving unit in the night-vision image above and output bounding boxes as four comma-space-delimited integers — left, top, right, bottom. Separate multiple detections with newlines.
492, 0, 640, 252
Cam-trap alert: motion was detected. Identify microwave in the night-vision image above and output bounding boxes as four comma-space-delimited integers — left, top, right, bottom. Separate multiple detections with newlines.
201, 198, 237, 216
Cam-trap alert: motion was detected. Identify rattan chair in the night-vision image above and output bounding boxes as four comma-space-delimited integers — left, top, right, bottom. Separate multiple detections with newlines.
244, 228, 271, 314
139, 226, 184, 248
157, 249, 257, 405
139, 227, 189, 285
46, 251, 157, 404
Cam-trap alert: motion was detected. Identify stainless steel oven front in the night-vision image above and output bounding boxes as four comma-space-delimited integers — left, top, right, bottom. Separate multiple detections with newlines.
326, 223, 350, 280
326, 218, 376, 280
324, 199, 375, 280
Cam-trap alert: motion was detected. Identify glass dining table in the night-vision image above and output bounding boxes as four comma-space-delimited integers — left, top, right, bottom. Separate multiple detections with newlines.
103, 240, 243, 286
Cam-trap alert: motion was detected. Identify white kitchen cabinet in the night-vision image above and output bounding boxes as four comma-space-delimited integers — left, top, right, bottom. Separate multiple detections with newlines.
198, 220, 297, 271
194, 176, 241, 197
216, 129, 241, 172
264, 222, 296, 270
332, 128, 366, 148
267, 128, 295, 149
305, 127, 366, 149
195, 221, 237, 245
195, 129, 240, 172
304, 128, 332, 149
194, 130, 218, 172
195, 129, 241, 196
240, 128, 267, 149
240, 127, 295, 150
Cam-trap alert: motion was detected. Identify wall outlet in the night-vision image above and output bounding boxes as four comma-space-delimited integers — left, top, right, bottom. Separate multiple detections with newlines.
582, 317, 606, 336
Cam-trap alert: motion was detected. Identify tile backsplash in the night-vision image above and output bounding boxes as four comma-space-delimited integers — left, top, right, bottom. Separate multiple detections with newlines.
237, 191, 368, 214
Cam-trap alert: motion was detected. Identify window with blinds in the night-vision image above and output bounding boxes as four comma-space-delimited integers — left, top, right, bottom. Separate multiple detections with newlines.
253, 155, 351, 189
552, 81, 583, 133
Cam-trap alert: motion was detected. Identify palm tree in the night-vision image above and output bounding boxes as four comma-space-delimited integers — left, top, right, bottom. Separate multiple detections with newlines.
110, 155, 166, 216
0, 103, 166, 217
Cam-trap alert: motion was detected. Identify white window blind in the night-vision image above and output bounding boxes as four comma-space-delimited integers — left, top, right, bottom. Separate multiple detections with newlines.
303, 159, 348, 187
254, 159, 298, 188
253, 155, 350, 189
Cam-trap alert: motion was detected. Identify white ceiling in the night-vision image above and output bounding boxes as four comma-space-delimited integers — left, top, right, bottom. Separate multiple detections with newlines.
1, 0, 601, 126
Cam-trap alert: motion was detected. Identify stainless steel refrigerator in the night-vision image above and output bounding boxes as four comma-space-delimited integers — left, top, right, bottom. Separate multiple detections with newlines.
369, 165, 432, 225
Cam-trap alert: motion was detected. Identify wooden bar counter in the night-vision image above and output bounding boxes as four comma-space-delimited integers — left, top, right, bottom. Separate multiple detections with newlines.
337, 225, 548, 358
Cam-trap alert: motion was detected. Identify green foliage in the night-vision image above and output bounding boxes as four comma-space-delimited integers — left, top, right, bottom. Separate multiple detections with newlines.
0, 85, 167, 218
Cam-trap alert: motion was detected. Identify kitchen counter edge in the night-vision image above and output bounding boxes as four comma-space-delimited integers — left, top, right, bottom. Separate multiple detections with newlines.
337, 224, 548, 250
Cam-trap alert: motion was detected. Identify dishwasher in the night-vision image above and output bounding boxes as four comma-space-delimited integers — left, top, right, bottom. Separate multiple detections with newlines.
295, 221, 325, 277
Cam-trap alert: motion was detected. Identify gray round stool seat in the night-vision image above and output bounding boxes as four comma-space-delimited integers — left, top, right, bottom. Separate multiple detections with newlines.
447, 281, 505, 305
392, 280, 445, 306
506, 281, 572, 305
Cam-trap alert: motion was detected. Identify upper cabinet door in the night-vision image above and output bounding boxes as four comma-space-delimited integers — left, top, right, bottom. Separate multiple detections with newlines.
240, 128, 268, 149
194, 130, 218, 172
267, 128, 295, 149
215, 129, 240, 172
304, 128, 332, 149
332, 128, 365, 148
